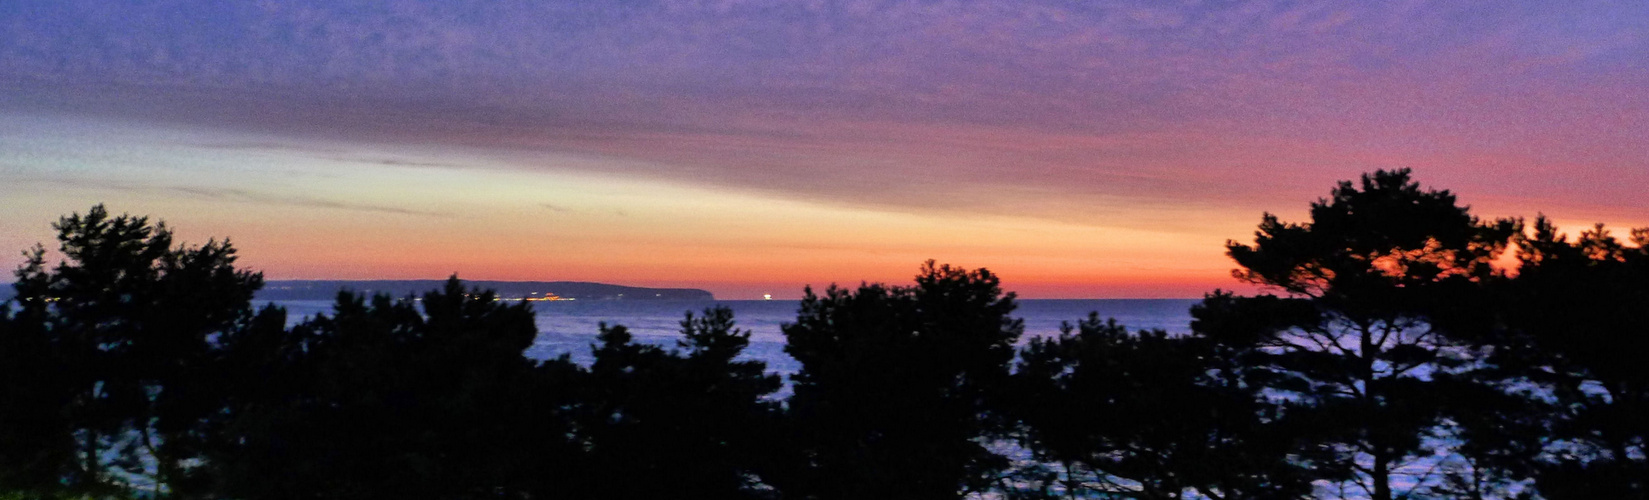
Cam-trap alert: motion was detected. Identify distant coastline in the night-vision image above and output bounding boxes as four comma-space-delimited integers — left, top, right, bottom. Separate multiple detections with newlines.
256, 280, 714, 302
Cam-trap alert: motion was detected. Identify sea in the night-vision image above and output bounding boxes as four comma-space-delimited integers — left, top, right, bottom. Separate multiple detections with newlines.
268, 298, 1200, 375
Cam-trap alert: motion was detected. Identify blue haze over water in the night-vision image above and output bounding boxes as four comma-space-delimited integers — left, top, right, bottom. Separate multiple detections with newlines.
270, 299, 1200, 376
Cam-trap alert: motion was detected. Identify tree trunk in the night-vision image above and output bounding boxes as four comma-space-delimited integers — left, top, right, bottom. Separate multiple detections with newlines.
1362, 323, 1391, 500
1371, 449, 1391, 500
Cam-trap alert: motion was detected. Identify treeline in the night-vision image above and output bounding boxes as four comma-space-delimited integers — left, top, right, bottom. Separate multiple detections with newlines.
0, 169, 1644, 499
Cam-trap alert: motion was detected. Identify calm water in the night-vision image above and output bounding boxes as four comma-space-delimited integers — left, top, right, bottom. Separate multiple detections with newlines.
268, 299, 1200, 375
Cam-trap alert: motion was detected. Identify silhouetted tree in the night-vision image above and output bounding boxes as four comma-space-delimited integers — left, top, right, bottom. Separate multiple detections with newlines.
565, 307, 782, 500
1489, 218, 1649, 499
779, 261, 1022, 500
1010, 314, 1314, 499
0, 290, 79, 497
25, 181, 1649, 500
209, 278, 569, 499
1197, 170, 1519, 500
1, 205, 263, 497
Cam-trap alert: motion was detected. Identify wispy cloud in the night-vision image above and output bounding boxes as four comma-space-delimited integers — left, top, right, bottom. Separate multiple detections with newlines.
538, 203, 576, 213
8, 174, 451, 218
191, 142, 344, 155
163, 185, 453, 218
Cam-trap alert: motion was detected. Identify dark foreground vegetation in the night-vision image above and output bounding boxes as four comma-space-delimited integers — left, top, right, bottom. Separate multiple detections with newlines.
1, 170, 1644, 499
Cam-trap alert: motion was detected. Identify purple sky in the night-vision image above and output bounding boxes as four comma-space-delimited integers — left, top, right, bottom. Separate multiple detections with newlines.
2, 1, 1646, 298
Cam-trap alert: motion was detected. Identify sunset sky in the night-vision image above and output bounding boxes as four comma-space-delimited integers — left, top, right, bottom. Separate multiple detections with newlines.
2, 1, 1645, 299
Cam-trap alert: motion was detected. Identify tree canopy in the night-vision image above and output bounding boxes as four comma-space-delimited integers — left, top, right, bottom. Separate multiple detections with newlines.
1198, 169, 1523, 500
779, 261, 1022, 500
3, 175, 1647, 500
2, 205, 263, 497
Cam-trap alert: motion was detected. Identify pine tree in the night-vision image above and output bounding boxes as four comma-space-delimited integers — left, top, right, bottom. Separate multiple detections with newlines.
2, 205, 263, 497
1197, 170, 1519, 499
780, 261, 1022, 500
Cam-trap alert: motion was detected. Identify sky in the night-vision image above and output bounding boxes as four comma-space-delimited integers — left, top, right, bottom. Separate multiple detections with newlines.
1, 1, 1646, 299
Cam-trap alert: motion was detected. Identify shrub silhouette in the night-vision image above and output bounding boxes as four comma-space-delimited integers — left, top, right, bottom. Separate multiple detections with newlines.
207, 279, 562, 499
1010, 314, 1313, 499
567, 307, 781, 500
779, 261, 1021, 500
